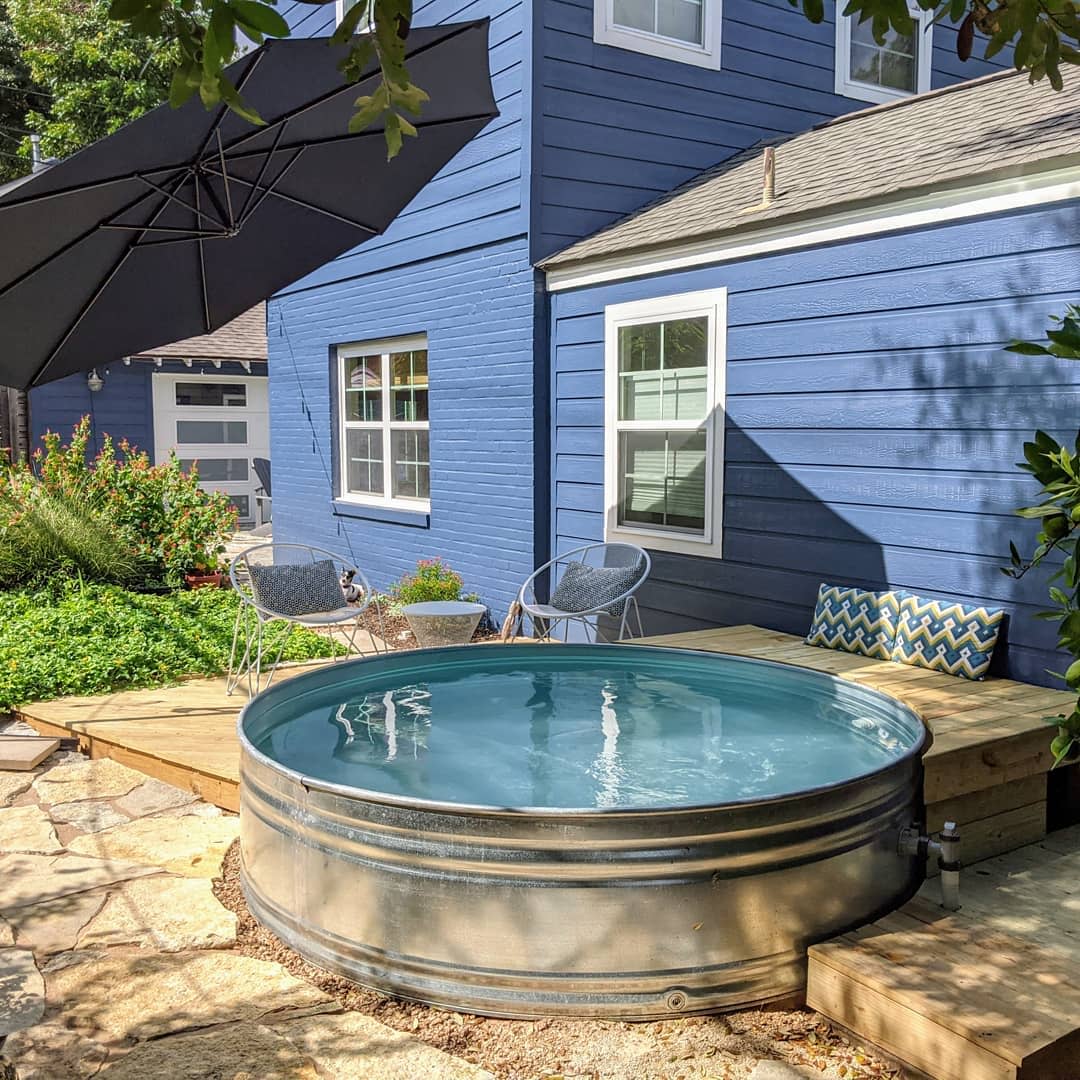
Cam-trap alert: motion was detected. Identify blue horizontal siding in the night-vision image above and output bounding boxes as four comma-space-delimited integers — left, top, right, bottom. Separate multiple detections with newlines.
276, 0, 527, 289
29, 364, 152, 458
536, 0, 1009, 259
268, 237, 539, 616
549, 199, 1080, 687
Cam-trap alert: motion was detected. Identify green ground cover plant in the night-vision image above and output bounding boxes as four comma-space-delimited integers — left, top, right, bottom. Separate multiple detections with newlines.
0, 581, 341, 711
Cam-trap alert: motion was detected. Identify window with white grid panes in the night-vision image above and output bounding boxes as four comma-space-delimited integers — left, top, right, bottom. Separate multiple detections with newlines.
338, 336, 430, 509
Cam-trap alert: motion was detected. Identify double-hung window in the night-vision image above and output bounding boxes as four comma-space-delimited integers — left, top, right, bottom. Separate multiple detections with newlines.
594, 0, 722, 70
604, 290, 725, 558
337, 335, 430, 510
835, 4, 933, 104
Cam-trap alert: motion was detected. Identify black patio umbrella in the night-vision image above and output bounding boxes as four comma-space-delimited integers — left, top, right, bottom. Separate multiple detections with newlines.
0, 21, 496, 390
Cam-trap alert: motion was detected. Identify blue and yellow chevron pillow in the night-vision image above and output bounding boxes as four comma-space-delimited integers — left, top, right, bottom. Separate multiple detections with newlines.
892, 595, 1004, 680
805, 584, 905, 661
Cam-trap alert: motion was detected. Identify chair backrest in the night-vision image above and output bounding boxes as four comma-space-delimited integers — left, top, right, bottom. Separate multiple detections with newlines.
229, 542, 371, 616
252, 457, 272, 497
521, 542, 651, 609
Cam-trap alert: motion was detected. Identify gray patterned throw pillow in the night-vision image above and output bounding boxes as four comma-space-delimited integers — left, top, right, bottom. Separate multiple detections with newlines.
550, 561, 643, 617
248, 559, 346, 617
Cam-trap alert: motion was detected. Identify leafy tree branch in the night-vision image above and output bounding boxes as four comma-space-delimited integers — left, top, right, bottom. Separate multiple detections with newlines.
1004, 306, 1080, 766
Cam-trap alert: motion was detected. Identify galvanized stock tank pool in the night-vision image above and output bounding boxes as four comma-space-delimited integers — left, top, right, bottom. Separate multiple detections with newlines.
238, 644, 927, 1019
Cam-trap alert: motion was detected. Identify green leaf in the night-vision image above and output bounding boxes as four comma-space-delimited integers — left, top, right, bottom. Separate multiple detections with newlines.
169, 65, 199, 110
383, 110, 403, 159
204, 7, 237, 76
108, 0, 152, 18
1051, 731, 1077, 766
348, 83, 389, 132
1064, 658, 1080, 687
230, 0, 291, 38
390, 81, 429, 115
217, 75, 265, 125
1017, 504, 1066, 519
1006, 341, 1052, 355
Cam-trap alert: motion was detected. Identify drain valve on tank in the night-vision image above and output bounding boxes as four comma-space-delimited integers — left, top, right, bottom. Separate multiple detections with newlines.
898, 820, 961, 911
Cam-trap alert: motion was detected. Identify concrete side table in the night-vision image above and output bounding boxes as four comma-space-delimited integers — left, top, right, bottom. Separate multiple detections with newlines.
402, 601, 486, 648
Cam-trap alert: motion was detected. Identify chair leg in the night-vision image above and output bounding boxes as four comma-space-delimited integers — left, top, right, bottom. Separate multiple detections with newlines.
632, 596, 644, 638
261, 621, 294, 691
227, 604, 255, 697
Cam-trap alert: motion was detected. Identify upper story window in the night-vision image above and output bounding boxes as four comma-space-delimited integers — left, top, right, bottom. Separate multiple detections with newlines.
835, 4, 933, 104
604, 290, 726, 558
594, 0, 723, 70
337, 335, 430, 511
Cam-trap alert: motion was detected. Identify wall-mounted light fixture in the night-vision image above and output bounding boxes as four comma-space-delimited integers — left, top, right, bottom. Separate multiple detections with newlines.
86, 368, 104, 393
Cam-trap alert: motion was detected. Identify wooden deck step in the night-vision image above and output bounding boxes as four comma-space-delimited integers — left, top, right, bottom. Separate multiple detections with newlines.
807, 826, 1080, 1080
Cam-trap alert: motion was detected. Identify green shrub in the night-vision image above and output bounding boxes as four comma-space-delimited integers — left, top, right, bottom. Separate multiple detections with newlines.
2, 417, 237, 588
389, 558, 472, 608
0, 482, 144, 587
0, 581, 341, 711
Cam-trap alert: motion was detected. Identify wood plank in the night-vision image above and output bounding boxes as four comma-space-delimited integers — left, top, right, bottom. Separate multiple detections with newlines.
925, 802, 1046, 877
925, 727, 1055, 803
0, 736, 60, 771
926, 773, 1046, 830
807, 955, 1016, 1080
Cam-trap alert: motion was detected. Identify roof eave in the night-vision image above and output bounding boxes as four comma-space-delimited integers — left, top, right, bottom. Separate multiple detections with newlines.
542, 157, 1080, 292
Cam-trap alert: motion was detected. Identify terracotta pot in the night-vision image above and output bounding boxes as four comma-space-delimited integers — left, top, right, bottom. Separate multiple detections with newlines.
184, 571, 223, 590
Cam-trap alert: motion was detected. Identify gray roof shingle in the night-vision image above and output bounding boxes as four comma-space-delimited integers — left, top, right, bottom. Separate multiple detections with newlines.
539, 70, 1080, 272
131, 304, 267, 362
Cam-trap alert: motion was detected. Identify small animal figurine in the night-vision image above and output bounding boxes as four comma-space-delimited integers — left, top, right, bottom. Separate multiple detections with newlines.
340, 569, 363, 603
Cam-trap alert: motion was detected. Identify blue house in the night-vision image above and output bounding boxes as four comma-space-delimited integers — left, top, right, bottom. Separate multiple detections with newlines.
268, 0, 1079, 684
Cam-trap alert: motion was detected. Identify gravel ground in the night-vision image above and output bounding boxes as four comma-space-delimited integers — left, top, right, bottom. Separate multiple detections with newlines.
213, 842, 905, 1080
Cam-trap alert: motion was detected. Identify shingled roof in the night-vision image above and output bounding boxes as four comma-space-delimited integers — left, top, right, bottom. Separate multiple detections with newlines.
540, 69, 1080, 273
131, 304, 267, 362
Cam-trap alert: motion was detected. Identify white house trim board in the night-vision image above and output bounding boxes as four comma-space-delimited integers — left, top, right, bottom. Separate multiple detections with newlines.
593, 0, 723, 71
544, 166, 1080, 292
603, 288, 727, 558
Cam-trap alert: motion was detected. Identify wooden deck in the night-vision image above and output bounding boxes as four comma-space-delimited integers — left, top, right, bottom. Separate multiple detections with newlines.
16, 658, 334, 812
18, 624, 1074, 839
637, 627, 1075, 871
807, 826, 1080, 1080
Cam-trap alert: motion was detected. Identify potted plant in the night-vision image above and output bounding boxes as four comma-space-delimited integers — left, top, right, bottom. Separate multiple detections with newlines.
183, 557, 224, 590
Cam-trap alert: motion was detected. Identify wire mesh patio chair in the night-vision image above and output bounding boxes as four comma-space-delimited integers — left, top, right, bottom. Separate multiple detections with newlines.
227, 542, 384, 696
517, 542, 651, 643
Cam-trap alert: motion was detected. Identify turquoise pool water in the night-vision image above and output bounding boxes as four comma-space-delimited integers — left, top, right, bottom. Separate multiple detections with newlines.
248, 646, 924, 811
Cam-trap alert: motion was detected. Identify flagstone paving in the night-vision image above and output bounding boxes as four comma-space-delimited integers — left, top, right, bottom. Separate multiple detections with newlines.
0, 723, 867, 1079
0, 748, 495, 1079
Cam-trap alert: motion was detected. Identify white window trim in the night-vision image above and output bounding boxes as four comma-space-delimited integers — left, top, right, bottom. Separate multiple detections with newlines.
835, 3, 933, 104
594, 0, 723, 70
603, 289, 726, 558
336, 333, 431, 513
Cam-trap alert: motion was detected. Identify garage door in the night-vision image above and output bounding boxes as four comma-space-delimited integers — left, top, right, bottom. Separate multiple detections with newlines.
152, 373, 269, 527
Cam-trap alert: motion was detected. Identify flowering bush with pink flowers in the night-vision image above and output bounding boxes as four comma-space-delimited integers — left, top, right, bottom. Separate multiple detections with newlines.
0, 417, 237, 588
